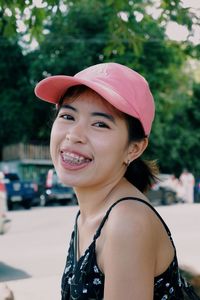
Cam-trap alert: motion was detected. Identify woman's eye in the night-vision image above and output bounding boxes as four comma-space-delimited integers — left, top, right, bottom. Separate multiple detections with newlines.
59, 114, 74, 121
93, 122, 110, 128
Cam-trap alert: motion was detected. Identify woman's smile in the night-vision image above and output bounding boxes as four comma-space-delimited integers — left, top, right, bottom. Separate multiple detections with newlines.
50, 88, 129, 188
60, 149, 93, 170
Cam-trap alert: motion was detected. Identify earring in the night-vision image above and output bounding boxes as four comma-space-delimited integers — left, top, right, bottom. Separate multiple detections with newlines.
126, 159, 130, 166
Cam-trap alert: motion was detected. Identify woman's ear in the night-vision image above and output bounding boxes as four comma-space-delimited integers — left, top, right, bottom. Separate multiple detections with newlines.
126, 138, 148, 164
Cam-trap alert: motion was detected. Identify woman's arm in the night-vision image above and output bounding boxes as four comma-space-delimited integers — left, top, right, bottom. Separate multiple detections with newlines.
102, 201, 157, 300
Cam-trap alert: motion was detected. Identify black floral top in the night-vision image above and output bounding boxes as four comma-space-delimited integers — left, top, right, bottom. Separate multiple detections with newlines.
61, 197, 199, 300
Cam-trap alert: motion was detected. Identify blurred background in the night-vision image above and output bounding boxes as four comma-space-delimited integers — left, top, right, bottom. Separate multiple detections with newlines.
0, 0, 200, 299
0, 0, 200, 184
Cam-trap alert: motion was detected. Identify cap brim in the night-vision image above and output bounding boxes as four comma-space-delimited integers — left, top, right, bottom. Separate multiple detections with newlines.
34, 75, 139, 118
35, 76, 82, 104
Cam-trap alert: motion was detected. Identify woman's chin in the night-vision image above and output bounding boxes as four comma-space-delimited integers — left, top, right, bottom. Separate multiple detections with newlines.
57, 174, 74, 187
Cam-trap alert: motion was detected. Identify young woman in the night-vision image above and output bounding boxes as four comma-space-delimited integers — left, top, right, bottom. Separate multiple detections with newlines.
35, 62, 199, 300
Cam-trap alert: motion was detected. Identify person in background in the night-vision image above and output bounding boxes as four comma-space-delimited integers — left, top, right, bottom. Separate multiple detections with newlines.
180, 168, 195, 204
161, 174, 179, 192
35, 62, 199, 299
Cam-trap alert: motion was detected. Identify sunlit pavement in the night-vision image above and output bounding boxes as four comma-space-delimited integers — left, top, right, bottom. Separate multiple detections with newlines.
0, 276, 61, 300
0, 205, 78, 300
157, 203, 200, 274
0, 203, 199, 300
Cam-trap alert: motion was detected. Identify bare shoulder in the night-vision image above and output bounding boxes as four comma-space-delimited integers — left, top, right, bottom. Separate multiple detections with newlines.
100, 198, 174, 280
100, 199, 157, 298
105, 198, 157, 237
101, 198, 159, 264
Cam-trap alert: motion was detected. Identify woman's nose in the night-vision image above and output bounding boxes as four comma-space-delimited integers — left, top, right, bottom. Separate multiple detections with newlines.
65, 125, 87, 144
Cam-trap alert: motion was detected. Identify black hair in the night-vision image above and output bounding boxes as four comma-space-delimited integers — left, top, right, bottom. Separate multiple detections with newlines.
58, 85, 88, 108
54, 85, 88, 118
56, 85, 158, 193
124, 115, 158, 193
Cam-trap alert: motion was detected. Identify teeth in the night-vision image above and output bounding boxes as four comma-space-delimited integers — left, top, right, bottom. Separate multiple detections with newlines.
62, 152, 91, 164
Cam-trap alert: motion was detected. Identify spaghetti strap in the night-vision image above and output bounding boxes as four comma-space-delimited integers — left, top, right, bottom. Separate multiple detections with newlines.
93, 197, 175, 248
74, 210, 80, 266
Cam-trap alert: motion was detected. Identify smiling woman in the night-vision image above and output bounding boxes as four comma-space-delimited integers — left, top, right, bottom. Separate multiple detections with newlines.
50, 87, 133, 189
35, 62, 199, 300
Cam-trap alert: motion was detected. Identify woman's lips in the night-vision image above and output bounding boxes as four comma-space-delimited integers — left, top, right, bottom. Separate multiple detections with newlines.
60, 150, 92, 170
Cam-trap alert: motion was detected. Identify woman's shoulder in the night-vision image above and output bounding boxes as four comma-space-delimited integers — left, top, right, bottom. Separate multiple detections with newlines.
104, 197, 158, 243
108, 196, 155, 221
101, 196, 175, 279
100, 197, 159, 279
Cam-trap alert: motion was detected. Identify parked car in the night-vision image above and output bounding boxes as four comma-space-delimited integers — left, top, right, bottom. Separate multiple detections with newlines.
39, 169, 76, 206
0, 172, 38, 210
0, 175, 11, 234
147, 174, 183, 205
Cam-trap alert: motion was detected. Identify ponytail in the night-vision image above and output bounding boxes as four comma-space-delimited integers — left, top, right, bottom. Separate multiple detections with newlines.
124, 158, 159, 193
124, 114, 159, 193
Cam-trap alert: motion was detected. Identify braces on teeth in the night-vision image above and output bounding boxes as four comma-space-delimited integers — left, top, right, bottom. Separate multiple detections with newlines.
62, 152, 91, 164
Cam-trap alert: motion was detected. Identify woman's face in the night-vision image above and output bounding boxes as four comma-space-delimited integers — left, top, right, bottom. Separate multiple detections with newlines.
50, 88, 130, 189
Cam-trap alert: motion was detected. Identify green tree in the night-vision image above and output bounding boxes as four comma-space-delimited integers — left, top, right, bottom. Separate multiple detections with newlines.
0, 0, 199, 176
29, 1, 110, 82
0, 0, 59, 41
159, 82, 200, 176
0, 36, 51, 151
0, 36, 31, 145
29, 0, 192, 160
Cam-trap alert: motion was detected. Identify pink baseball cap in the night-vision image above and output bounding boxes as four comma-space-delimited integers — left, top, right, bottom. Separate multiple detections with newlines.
35, 62, 155, 135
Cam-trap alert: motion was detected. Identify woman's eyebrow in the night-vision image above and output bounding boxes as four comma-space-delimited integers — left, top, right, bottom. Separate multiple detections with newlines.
60, 104, 77, 112
59, 104, 115, 123
91, 112, 115, 123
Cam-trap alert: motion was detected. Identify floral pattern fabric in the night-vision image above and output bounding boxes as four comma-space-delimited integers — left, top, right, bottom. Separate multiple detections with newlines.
61, 231, 104, 300
61, 197, 199, 300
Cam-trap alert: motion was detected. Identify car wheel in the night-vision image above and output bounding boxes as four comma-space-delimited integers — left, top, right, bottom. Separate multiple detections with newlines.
23, 199, 31, 209
60, 199, 68, 206
7, 199, 13, 211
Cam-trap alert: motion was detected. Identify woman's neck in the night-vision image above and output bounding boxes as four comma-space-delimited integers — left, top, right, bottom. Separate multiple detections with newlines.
74, 177, 127, 222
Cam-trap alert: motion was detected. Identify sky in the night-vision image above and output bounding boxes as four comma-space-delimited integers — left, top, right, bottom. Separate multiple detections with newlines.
166, 0, 200, 44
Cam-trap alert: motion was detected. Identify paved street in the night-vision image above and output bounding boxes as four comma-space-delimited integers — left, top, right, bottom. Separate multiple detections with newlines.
0, 205, 79, 300
0, 203, 200, 299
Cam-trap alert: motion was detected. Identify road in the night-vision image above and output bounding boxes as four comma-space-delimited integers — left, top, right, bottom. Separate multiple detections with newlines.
0, 205, 78, 300
0, 203, 200, 299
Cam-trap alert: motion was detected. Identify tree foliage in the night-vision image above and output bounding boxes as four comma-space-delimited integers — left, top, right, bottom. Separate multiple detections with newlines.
0, 36, 31, 145
0, 35, 52, 150
0, 0, 199, 176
